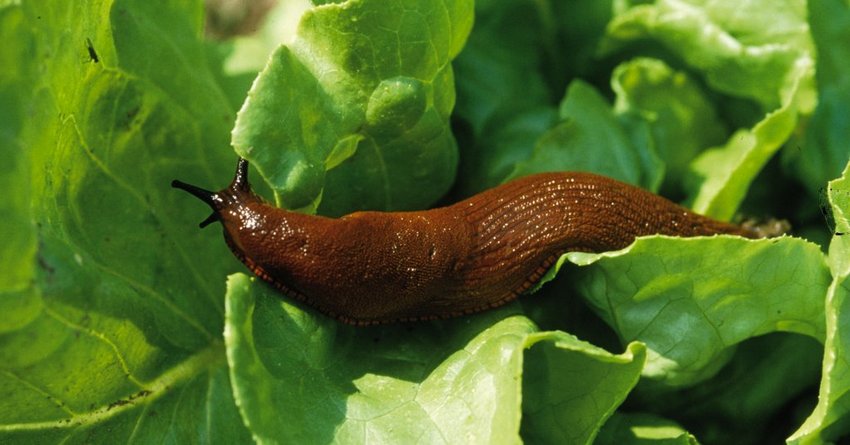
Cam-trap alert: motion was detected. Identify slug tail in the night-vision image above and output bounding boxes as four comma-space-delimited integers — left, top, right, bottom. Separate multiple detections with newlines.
739, 217, 791, 238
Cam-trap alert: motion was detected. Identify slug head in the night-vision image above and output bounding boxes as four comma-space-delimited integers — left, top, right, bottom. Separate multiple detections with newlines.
171, 158, 258, 228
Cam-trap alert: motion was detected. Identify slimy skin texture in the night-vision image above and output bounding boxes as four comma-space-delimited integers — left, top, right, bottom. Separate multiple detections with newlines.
172, 158, 763, 325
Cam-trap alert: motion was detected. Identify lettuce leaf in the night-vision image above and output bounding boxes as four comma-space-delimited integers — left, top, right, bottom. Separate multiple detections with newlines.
224, 274, 645, 444
603, 0, 814, 110
596, 413, 697, 444
0, 0, 250, 441
604, 0, 816, 219
786, 0, 850, 197
611, 58, 726, 197
0, 5, 39, 335
231, 0, 473, 215
510, 79, 662, 190
790, 162, 850, 443
452, 0, 614, 195
564, 236, 828, 386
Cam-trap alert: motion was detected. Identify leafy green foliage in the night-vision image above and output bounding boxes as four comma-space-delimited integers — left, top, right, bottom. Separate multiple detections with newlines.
0, 0, 250, 441
225, 274, 645, 444
790, 162, 850, 443
510, 80, 662, 190
2, 0, 850, 444
596, 413, 697, 444
787, 0, 850, 196
567, 236, 828, 386
231, 0, 473, 215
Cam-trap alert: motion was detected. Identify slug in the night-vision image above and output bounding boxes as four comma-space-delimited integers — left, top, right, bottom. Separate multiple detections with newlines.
173, 158, 769, 326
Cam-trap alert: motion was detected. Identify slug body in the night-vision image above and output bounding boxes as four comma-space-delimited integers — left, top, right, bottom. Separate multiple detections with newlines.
173, 159, 761, 325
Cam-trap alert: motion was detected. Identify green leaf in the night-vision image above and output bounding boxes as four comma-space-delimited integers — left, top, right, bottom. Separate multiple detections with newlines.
604, 0, 814, 110
511, 80, 662, 190
0, 0, 250, 441
789, 160, 850, 443
521, 335, 646, 444
225, 274, 646, 444
452, 1, 553, 138
611, 58, 726, 196
604, 0, 817, 220
687, 64, 810, 219
451, 0, 613, 196
565, 236, 829, 386
630, 333, 822, 444
0, 5, 39, 334
455, 106, 558, 195
596, 413, 697, 445
219, 0, 313, 76
231, 0, 474, 215
1, 342, 245, 444
787, 0, 850, 196
225, 274, 531, 444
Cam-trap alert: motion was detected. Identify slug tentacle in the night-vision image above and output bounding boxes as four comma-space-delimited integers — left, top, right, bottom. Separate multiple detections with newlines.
170, 180, 216, 206
171, 180, 222, 228
173, 158, 780, 325
231, 157, 251, 193
171, 158, 259, 228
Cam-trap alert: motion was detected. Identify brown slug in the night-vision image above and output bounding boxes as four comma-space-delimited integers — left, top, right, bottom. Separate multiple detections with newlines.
172, 158, 769, 326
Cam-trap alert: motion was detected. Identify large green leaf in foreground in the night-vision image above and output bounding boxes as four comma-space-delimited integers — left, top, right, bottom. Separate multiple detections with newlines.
0, 5, 37, 336
224, 274, 646, 444
231, 0, 473, 215
0, 0, 250, 441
